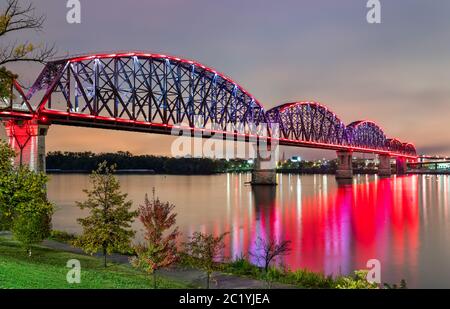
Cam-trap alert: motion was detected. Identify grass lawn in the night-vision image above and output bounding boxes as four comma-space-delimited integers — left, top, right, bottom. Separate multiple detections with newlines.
0, 238, 189, 289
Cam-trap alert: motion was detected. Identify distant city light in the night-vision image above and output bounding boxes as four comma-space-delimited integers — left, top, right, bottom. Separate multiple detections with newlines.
290, 156, 301, 162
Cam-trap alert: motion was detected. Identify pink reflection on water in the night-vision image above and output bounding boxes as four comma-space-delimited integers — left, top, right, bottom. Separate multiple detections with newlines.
219, 175, 420, 279
48, 174, 449, 287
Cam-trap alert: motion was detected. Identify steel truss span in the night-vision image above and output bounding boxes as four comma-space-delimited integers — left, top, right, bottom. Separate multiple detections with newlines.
0, 52, 417, 158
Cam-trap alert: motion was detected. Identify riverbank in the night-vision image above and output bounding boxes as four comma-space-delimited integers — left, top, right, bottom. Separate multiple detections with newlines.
46, 231, 383, 289
0, 233, 294, 289
42, 235, 295, 289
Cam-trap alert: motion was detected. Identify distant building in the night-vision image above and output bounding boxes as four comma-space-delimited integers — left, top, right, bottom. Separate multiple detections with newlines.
290, 156, 302, 162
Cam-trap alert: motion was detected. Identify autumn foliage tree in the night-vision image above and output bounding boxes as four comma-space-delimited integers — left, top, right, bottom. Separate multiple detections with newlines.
130, 192, 180, 288
184, 232, 228, 289
74, 162, 137, 267
249, 237, 291, 288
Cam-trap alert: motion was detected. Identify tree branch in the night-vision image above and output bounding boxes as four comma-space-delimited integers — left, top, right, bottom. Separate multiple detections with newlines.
0, 0, 44, 37
0, 0, 55, 66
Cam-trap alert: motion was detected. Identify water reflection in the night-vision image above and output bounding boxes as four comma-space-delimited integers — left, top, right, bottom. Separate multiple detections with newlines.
49, 174, 450, 288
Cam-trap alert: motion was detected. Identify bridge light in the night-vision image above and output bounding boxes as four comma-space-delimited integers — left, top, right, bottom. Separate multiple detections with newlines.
39, 115, 50, 125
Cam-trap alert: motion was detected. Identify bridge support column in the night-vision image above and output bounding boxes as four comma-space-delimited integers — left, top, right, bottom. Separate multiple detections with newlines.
396, 157, 407, 175
251, 143, 277, 186
2, 119, 49, 172
336, 151, 353, 179
378, 155, 392, 177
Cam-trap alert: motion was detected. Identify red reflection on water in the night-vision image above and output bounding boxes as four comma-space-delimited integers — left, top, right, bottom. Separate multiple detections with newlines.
220, 176, 420, 278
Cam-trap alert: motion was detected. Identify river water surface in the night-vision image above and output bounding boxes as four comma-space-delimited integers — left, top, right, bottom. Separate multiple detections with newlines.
48, 173, 450, 288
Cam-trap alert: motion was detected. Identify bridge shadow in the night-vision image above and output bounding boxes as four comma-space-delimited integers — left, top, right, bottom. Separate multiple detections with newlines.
251, 186, 277, 220
336, 178, 354, 186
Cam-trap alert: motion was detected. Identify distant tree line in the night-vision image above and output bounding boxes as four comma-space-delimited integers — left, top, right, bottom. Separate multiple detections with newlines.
47, 151, 379, 175
73, 162, 291, 289
46, 151, 251, 175
277, 160, 338, 174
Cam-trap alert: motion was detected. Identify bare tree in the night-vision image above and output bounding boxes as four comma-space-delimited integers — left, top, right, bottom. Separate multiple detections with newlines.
250, 237, 292, 273
130, 192, 180, 289
184, 232, 228, 289
0, 0, 56, 100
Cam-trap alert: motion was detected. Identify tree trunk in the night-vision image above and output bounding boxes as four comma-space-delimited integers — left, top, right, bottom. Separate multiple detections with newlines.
103, 247, 107, 267
206, 272, 210, 289
153, 271, 157, 289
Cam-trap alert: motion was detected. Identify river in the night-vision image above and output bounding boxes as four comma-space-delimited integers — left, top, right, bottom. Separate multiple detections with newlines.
48, 173, 450, 288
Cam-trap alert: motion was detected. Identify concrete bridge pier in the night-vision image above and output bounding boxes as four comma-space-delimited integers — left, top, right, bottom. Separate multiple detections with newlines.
396, 157, 408, 175
251, 143, 277, 186
2, 119, 49, 172
378, 154, 392, 177
336, 151, 353, 179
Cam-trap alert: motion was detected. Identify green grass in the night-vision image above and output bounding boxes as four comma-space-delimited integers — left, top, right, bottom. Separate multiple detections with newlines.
48, 230, 77, 244
0, 238, 188, 289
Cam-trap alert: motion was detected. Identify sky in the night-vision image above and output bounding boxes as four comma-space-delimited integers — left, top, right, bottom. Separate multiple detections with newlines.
2, 0, 450, 159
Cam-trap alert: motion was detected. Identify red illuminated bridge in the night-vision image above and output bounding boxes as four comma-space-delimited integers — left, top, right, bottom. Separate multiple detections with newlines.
0, 52, 418, 184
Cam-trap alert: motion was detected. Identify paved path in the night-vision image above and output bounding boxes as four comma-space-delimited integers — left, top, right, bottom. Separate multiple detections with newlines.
41, 239, 295, 289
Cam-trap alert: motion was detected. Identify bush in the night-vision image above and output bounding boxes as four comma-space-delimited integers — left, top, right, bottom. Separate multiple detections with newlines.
184, 232, 228, 289
0, 142, 54, 256
286, 269, 335, 288
49, 230, 77, 243
220, 255, 382, 289
12, 199, 53, 256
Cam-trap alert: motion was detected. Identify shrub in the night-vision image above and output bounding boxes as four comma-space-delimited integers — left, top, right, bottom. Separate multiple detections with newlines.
49, 230, 77, 243
74, 162, 137, 267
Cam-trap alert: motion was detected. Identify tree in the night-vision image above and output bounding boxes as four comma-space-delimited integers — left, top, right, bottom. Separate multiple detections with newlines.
0, 141, 53, 255
74, 162, 137, 267
0, 0, 56, 100
0, 66, 16, 100
0, 164, 50, 231
335, 270, 379, 289
184, 232, 228, 289
130, 191, 180, 288
0, 139, 14, 173
0, 0, 55, 65
251, 237, 291, 273
0, 140, 17, 229
250, 237, 291, 288
12, 197, 53, 256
